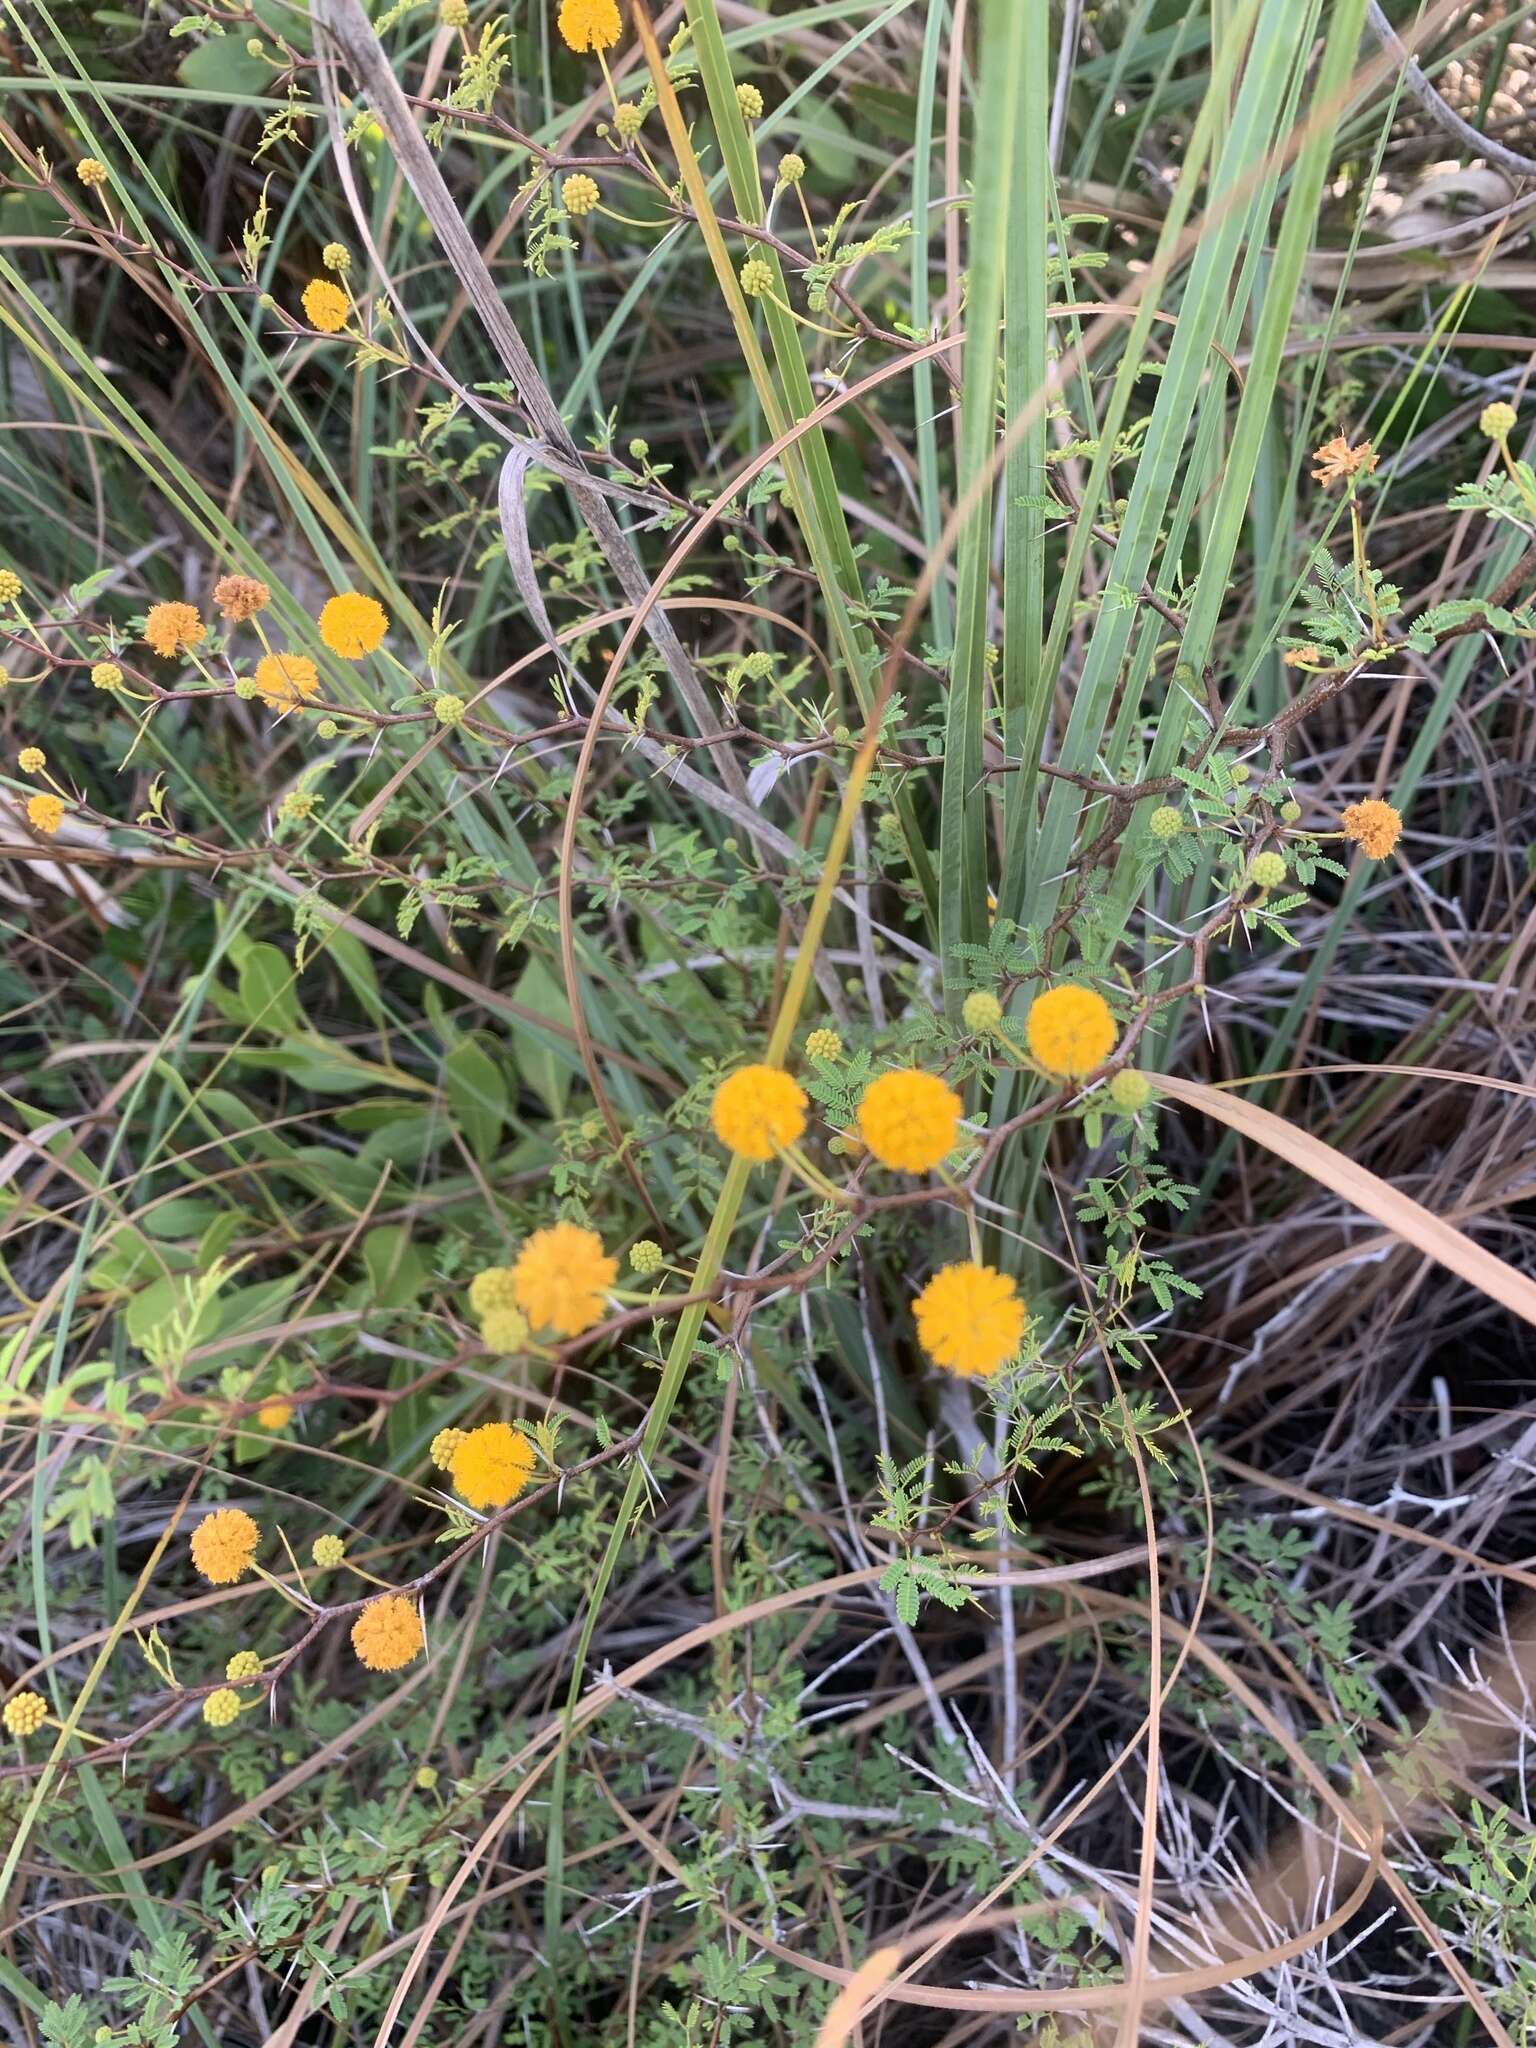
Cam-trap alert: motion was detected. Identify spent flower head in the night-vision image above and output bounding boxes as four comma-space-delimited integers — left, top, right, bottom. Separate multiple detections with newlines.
1341, 798, 1402, 860
212, 574, 269, 622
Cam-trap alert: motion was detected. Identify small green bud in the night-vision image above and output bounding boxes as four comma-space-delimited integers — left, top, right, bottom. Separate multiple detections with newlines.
1279, 799, 1301, 823
629, 1239, 664, 1275
736, 82, 764, 119
433, 692, 465, 725
777, 152, 806, 186
740, 256, 774, 298
1248, 850, 1287, 890
317, 717, 339, 739
1229, 761, 1251, 785
1148, 805, 1183, 841
1108, 1068, 1153, 1114
1480, 400, 1517, 442
312, 1533, 345, 1568
415, 1765, 439, 1790
962, 990, 1003, 1035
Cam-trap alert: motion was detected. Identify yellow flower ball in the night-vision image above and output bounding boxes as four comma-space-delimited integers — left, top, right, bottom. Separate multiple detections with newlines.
225, 1650, 263, 1682
558, 0, 621, 52
351, 1594, 424, 1672
448, 1421, 536, 1510
805, 1028, 843, 1063
710, 1064, 807, 1162
3, 1691, 47, 1739
26, 794, 64, 836
1025, 985, 1117, 1079
912, 1261, 1025, 1378
189, 1506, 260, 1585
1480, 401, 1516, 442
0, 570, 20, 604
429, 1426, 467, 1471
18, 747, 44, 774
1340, 798, 1402, 860
256, 1400, 293, 1430
318, 592, 388, 659
510, 1220, 617, 1336
76, 157, 109, 188
144, 601, 205, 658
856, 1069, 962, 1174
301, 278, 350, 333
253, 652, 320, 710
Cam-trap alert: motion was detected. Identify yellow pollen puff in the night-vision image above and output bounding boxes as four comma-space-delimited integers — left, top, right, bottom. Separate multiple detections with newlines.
1025, 985, 1117, 1079
563, 174, 600, 217
510, 1220, 617, 1336
912, 1261, 1025, 1378
711, 1064, 808, 1162
253, 652, 320, 710
3, 1691, 48, 1738
318, 592, 389, 659
18, 747, 44, 774
448, 1421, 536, 1510
27, 794, 65, 836
430, 1426, 467, 1471
144, 601, 205, 658
301, 278, 350, 332
190, 1507, 260, 1585
856, 1069, 962, 1174
351, 1594, 425, 1672
256, 1400, 293, 1429
1340, 798, 1402, 860
557, 0, 622, 52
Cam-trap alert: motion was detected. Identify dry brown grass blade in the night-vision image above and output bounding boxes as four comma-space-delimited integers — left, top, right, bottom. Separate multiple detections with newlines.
1155, 1071, 1536, 1325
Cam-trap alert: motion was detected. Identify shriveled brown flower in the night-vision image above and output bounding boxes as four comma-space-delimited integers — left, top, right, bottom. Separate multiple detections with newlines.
1310, 435, 1377, 488
1282, 644, 1321, 668
213, 574, 270, 622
